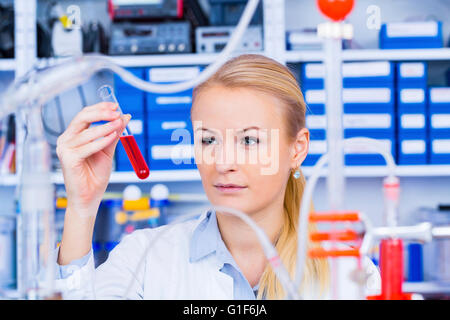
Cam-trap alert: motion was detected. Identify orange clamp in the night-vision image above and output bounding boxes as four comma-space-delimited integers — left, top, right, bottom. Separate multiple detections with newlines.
309, 211, 360, 222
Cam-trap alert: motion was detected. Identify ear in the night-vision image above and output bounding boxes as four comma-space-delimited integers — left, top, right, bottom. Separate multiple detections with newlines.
289, 128, 309, 169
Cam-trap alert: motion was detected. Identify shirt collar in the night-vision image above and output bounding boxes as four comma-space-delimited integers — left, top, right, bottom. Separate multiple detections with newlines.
189, 209, 235, 267
189, 209, 261, 292
189, 209, 219, 263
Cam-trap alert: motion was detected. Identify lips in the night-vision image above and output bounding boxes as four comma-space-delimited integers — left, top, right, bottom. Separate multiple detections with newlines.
214, 183, 247, 193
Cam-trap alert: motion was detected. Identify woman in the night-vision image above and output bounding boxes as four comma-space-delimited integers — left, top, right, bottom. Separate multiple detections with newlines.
55, 54, 380, 299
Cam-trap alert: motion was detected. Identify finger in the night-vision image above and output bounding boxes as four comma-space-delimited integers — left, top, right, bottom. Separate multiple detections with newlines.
75, 130, 118, 159
65, 102, 120, 136
68, 118, 123, 149
104, 114, 132, 156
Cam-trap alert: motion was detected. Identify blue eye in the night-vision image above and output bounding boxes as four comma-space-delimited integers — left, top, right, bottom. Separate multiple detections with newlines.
243, 136, 259, 146
201, 137, 217, 145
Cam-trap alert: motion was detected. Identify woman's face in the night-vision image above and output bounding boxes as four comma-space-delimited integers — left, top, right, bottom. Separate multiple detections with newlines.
191, 85, 309, 216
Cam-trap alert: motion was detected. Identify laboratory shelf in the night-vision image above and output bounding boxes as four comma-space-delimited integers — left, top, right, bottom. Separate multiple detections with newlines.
0, 174, 19, 186
0, 59, 15, 71
285, 48, 450, 62
108, 53, 221, 67
404, 281, 450, 295
36, 51, 272, 69
50, 169, 202, 184
301, 165, 450, 178
2, 165, 450, 186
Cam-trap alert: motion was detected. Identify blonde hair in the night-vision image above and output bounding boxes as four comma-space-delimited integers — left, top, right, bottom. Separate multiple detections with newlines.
191, 54, 329, 299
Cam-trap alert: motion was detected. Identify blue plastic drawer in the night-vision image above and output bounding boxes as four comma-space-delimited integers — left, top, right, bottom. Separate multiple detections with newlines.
344, 131, 396, 166
398, 132, 427, 165
303, 139, 327, 166
145, 66, 202, 113
343, 88, 394, 113
304, 89, 326, 114
148, 112, 193, 140
301, 62, 394, 89
397, 62, 427, 89
301, 63, 324, 89
429, 87, 450, 136
148, 138, 197, 170
429, 87, 450, 113
114, 67, 146, 114
398, 88, 427, 114
380, 21, 443, 49
398, 113, 427, 136
430, 134, 450, 164
343, 113, 394, 136
343, 61, 394, 88
306, 114, 326, 140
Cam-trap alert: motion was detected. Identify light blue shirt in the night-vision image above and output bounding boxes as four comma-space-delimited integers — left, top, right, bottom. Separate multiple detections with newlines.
57, 210, 261, 299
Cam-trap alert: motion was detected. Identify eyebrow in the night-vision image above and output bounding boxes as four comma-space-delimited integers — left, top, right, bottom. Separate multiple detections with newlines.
195, 126, 261, 133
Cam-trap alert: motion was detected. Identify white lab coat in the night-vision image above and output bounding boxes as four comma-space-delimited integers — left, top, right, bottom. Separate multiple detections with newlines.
55, 210, 381, 300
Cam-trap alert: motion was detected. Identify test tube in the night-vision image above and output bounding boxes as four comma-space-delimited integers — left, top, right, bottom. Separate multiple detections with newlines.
98, 85, 150, 180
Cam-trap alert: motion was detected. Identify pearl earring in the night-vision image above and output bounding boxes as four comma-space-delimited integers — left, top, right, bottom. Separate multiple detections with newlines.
293, 168, 301, 179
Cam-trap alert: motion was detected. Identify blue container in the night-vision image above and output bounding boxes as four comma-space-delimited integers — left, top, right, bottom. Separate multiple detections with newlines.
344, 130, 396, 166
114, 67, 146, 114
408, 243, 424, 282
148, 138, 197, 170
429, 87, 450, 136
398, 88, 427, 115
430, 131, 450, 164
146, 66, 202, 114
397, 62, 427, 89
303, 139, 326, 166
398, 132, 427, 165
148, 111, 193, 140
304, 89, 326, 115
301, 61, 394, 89
343, 87, 394, 114
380, 21, 443, 49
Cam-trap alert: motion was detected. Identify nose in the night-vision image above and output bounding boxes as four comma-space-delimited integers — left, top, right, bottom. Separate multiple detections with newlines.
214, 137, 238, 173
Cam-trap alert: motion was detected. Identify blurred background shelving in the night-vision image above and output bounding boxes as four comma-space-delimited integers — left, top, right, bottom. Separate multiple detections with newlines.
0, 0, 450, 293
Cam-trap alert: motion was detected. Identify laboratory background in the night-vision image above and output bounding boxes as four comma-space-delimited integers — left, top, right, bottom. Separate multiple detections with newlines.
0, 0, 449, 300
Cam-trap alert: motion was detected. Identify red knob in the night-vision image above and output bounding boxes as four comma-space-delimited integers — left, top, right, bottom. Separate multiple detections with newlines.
316, 0, 355, 22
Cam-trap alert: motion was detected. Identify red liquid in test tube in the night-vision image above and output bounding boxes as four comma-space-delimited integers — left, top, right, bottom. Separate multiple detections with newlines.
119, 135, 149, 179
98, 85, 150, 180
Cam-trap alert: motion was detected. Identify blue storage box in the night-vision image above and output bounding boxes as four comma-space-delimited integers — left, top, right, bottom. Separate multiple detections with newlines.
398, 112, 427, 136
306, 110, 327, 140
398, 132, 427, 165
343, 61, 394, 88
301, 63, 325, 89
148, 111, 193, 140
429, 87, 450, 136
398, 88, 427, 114
146, 66, 202, 114
397, 62, 427, 89
343, 113, 394, 136
344, 130, 396, 166
343, 87, 394, 114
301, 61, 394, 89
114, 67, 146, 114
398, 87, 427, 138
303, 139, 327, 166
430, 132, 450, 164
304, 89, 326, 114
148, 138, 197, 170
380, 21, 443, 49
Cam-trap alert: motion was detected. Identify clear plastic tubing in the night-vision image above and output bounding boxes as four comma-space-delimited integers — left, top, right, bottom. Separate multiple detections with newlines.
98, 85, 150, 180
